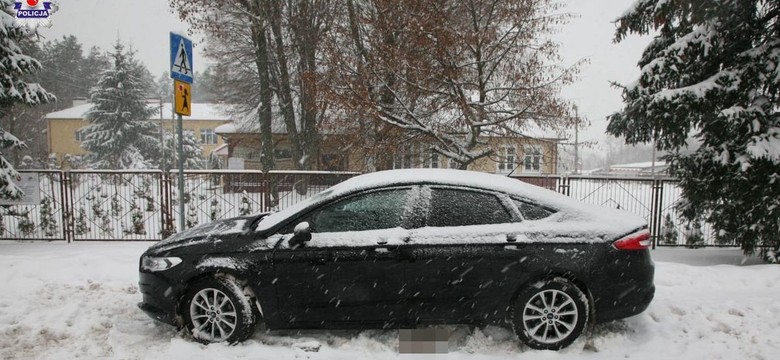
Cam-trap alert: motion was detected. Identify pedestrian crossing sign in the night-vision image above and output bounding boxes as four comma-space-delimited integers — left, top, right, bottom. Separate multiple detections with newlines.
174, 80, 191, 116
170, 32, 194, 84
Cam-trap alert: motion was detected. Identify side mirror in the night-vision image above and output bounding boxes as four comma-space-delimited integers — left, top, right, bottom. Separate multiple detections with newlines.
289, 222, 312, 248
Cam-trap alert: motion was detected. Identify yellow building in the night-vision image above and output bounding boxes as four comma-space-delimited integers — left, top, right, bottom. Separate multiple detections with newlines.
46, 101, 232, 168
215, 121, 561, 175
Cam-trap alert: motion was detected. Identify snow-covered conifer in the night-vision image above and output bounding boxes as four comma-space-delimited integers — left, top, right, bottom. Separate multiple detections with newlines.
80, 41, 159, 169
660, 213, 679, 246
610, 1, 780, 259
209, 197, 220, 221
186, 202, 198, 229
684, 222, 705, 249
239, 191, 252, 216
159, 130, 203, 171
0, 1, 55, 198
39, 196, 57, 237
74, 207, 90, 236
17, 212, 34, 236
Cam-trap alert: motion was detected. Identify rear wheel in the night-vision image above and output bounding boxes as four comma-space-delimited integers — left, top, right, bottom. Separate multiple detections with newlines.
512, 278, 589, 350
182, 275, 256, 344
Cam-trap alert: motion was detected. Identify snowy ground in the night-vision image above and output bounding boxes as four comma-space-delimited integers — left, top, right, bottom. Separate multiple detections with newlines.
0, 242, 778, 360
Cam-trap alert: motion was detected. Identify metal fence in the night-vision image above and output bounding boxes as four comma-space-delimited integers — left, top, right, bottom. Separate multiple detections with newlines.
0, 170, 358, 242
0, 170, 726, 247
512, 175, 728, 247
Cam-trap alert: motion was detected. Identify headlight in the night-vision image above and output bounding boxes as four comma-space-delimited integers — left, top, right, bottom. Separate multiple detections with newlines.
141, 256, 183, 272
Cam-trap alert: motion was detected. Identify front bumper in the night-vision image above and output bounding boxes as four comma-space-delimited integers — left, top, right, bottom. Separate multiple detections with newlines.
138, 271, 180, 327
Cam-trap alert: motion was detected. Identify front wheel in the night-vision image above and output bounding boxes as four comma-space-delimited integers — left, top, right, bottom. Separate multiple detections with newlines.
182, 275, 257, 344
512, 278, 589, 350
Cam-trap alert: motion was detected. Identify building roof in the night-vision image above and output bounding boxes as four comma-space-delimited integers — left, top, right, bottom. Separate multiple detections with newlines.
46, 103, 234, 121
214, 113, 289, 135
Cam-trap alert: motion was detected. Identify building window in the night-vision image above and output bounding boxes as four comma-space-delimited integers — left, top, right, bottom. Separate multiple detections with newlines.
274, 147, 292, 160
200, 128, 217, 145
394, 145, 416, 169
449, 158, 461, 169
422, 149, 439, 168
523, 145, 542, 173
321, 153, 346, 171
497, 146, 516, 173
75, 129, 84, 142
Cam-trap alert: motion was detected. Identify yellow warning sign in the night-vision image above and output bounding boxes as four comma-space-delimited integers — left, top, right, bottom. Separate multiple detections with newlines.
174, 80, 191, 116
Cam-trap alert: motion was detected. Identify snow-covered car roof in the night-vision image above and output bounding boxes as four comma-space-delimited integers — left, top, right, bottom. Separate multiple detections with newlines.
255, 169, 647, 239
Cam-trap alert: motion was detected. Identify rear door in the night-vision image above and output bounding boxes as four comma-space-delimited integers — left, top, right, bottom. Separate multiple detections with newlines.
404, 186, 530, 323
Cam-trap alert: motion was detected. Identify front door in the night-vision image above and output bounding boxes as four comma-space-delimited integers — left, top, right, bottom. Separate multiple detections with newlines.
274, 187, 418, 326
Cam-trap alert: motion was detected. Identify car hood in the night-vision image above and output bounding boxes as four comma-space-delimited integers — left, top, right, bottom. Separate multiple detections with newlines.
145, 213, 269, 256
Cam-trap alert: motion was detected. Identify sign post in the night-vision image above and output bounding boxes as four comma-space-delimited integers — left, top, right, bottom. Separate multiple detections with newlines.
170, 32, 194, 232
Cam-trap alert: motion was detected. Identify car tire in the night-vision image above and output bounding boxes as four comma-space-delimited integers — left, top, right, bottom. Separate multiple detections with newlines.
512, 277, 589, 350
182, 275, 257, 344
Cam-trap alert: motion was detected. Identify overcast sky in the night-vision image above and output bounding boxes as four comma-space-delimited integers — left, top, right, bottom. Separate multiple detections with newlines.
37, 0, 652, 146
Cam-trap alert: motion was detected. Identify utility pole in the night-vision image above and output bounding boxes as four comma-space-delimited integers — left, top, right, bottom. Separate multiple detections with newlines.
177, 113, 185, 231
573, 104, 579, 175
159, 98, 164, 161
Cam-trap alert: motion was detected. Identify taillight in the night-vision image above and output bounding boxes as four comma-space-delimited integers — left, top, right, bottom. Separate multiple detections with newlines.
612, 229, 651, 250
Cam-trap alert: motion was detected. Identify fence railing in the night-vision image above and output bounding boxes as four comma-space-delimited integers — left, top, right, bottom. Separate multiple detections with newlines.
511, 174, 728, 247
0, 170, 726, 247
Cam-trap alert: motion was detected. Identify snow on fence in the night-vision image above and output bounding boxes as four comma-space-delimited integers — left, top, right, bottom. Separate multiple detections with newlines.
0, 170, 729, 247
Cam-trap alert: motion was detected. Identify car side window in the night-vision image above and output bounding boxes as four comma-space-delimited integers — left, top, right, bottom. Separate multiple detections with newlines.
428, 188, 512, 227
514, 199, 554, 220
310, 189, 411, 233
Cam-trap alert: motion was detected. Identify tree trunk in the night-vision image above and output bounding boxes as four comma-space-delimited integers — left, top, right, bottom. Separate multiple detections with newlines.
249, 6, 275, 174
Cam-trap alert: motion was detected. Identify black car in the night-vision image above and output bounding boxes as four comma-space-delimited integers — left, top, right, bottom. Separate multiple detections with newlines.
138, 169, 654, 350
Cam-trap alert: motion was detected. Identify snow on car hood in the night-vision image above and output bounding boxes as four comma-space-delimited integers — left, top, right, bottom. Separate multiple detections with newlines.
147, 216, 257, 254
255, 169, 648, 239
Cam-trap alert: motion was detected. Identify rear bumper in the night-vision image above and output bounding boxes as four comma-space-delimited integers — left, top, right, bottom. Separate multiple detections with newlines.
591, 249, 655, 323
138, 271, 180, 327
594, 283, 655, 323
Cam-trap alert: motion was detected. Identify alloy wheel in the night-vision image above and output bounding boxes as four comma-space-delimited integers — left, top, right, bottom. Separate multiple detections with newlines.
189, 288, 238, 342
521, 289, 579, 344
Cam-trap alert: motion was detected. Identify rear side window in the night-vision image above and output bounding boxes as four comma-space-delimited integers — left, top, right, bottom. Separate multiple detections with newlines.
514, 199, 554, 220
428, 188, 512, 227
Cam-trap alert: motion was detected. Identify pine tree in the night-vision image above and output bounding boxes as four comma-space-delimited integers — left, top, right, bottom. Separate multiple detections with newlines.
127, 201, 146, 235
186, 202, 198, 229
609, 1, 780, 259
0, 1, 55, 199
80, 41, 160, 169
684, 222, 705, 249
660, 213, 679, 245
110, 193, 123, 218
209, 197, 221, 221
39, 196, 58, 237
74, 207, 90, 236
239, 191, 252, 216
17, 212, 34, 236
159, 130, 203, 171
